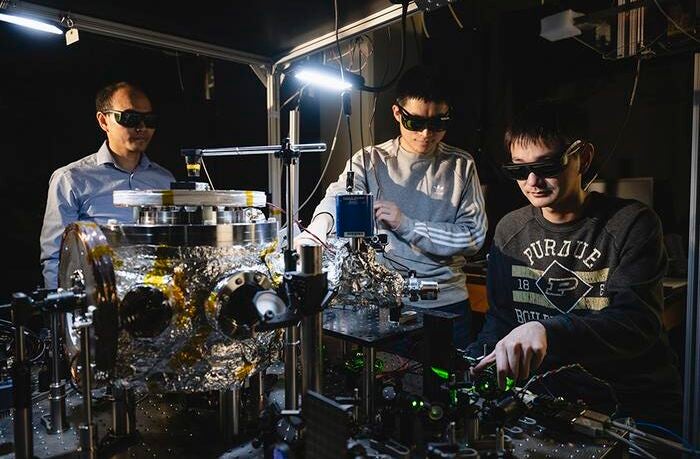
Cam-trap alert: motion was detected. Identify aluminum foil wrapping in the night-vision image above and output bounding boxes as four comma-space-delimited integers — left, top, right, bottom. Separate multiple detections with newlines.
111, 243, 283, 392
322, 238, 404, 309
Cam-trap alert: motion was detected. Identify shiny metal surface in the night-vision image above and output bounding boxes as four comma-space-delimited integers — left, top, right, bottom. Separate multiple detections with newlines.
323, 238, 404, 309
206, 271, 279, 340
113, 189, 267, 208
136, 206, 268, 225
58, 209, 284, 392
107, 241, 282, 392
299, 244, 323, 397
58, 222, 119, 373
100, 220, 278, 246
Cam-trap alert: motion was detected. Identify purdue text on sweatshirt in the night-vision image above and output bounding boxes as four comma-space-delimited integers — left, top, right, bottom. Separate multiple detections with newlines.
467, 192, 681, 424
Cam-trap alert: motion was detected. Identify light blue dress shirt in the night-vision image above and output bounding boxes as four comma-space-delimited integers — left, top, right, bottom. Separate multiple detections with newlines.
40, 141, 175, 288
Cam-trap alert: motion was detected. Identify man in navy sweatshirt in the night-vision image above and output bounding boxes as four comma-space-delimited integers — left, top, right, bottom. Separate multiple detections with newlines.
468, 100, 681, 427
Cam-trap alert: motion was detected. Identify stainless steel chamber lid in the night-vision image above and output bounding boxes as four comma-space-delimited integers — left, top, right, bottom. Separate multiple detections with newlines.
100, 220, 278, 246
113, 189, 267, 208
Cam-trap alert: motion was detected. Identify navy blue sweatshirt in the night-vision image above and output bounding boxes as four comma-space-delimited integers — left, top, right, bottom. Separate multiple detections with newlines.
467, 192, 681, 425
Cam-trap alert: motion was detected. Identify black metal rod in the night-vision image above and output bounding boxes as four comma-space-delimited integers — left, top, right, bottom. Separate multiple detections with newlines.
46, 311, 68, 434
13, 324, 33, 459
78, 324, 97, 455
11, 293, 33, 459
363, 346, 376, 420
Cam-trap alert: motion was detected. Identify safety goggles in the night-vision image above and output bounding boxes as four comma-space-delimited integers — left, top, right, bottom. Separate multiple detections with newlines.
103, 109, 158, 129
501, 140, 583, 180
397, 104, 450, 132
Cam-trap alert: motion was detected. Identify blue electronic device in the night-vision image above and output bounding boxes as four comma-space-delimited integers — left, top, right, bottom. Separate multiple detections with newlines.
335, 193, 375, 238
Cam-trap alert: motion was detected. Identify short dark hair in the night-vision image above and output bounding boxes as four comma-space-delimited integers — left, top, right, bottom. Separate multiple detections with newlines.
95, 82, 147, 113
504, 100, 589, 154
395, 66, 450, 107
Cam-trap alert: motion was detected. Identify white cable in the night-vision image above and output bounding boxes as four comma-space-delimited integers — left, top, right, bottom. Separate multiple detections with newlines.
295, 96, 344, 216
651, 0, 700, 44
200, 158, 215, 191
605, 429, 658, 459
447, 4, 464, 29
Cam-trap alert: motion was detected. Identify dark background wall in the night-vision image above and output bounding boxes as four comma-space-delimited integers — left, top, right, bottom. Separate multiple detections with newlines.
0, 1, 695, 303
0, 26, 322, 301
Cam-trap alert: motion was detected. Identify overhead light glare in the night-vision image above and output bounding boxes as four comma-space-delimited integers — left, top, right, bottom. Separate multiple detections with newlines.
295, 68, 353, 92
0, 12, 62, 35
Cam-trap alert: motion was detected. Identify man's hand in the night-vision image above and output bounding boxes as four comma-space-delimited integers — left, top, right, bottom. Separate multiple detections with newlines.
473, 321, 548, 388
293, 214, 332, 252
374, 200, 403, 230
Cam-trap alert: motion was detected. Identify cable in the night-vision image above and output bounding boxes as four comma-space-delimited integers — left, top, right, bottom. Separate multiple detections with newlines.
585, 54, 641, 189
68, 352, 81, 395
346, 112, 354, 173
175, 52, 185, 92
610, 420, 700, 455
518, 363, 620, 418
573, 31, 665, 61
604, 428, 658, 459
333, 0, 353, 180
359, 1, 410, 93
325, 35, 373, 73
633, 421, 688, 447
281, 84, 308, 110
333, 0, 345, 82
311, 211, 336, 236
651, 0, 700, 44
358, 42, 370, 194
381, 252, 413, 273
368, 27, 391, 143
269, 202, 335, 252
574, 36, 606, 57
420, 11, 431, 39
295, 95, 344, 215
0, 320, 46, 363
201, 157, 215, 190
447, 4, 464, 29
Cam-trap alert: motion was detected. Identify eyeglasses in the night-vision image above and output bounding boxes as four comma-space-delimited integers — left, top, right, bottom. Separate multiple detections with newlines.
396, 105, 450, 132
103, 110, 158, 129
501, 140, 583, 181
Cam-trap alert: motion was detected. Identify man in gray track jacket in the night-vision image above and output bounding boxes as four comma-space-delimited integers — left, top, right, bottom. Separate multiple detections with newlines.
296, 66, 487, 347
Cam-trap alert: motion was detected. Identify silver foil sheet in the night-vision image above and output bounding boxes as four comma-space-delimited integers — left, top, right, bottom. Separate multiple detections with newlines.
322, 238, 404, 309
111, 242, 283, 392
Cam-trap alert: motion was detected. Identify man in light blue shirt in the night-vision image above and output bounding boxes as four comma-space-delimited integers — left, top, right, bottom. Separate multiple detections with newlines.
40, 82, 175, 289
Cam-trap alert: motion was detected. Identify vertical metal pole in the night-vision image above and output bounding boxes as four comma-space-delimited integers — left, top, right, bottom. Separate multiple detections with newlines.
300, 244, 323, 397
111, 380, 135, 437
267, 69, 282, 215
252, 372, 265, 414
495, 426, 505, 453
284, 327, 300, 410
46, 311, 68, 434
363, 346, 376, 420
218, 385, 241, 443
79, 330, 96, 454
284, 107, 301, 411
289, 108, 300, 224
683, 52, 700, 448
11, 293, 33, 459
287, 108, 300, 256
78, 325, 97, 456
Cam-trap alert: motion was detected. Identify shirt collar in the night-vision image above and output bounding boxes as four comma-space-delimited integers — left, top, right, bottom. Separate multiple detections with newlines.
97, 140, 153, 170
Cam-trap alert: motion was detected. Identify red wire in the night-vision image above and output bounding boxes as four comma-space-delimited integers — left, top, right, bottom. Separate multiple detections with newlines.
267, 202, 335, 253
